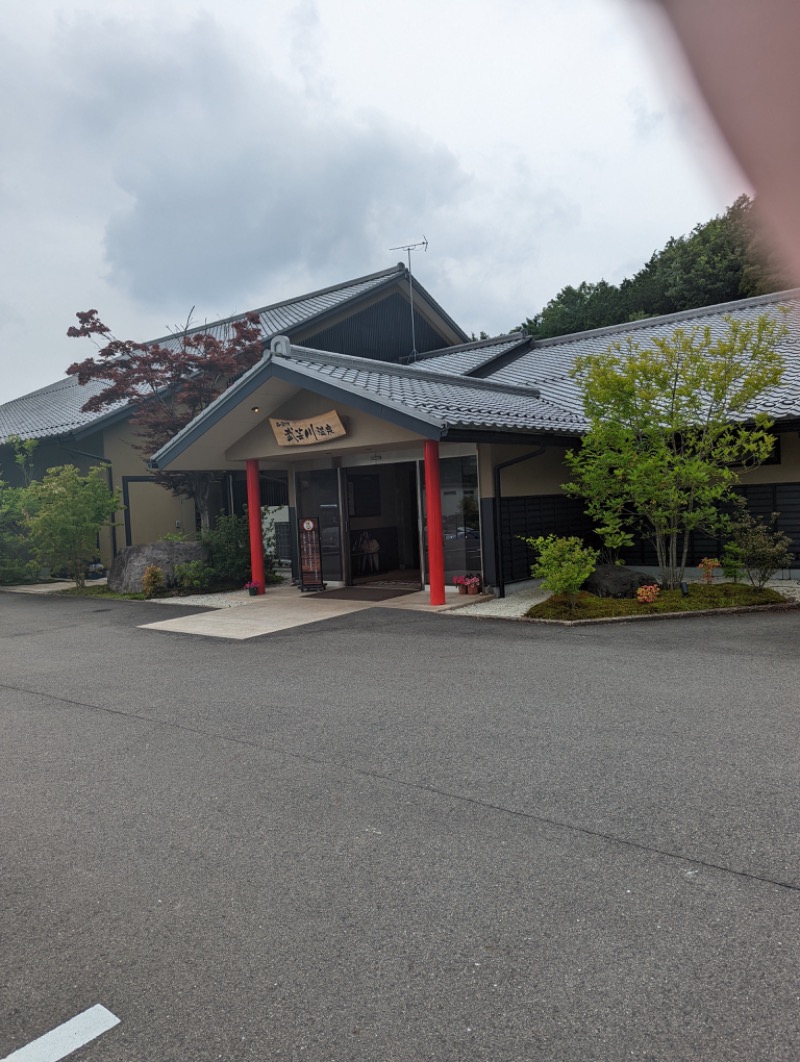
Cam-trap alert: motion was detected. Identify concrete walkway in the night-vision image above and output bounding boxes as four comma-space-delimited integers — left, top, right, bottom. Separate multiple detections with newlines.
138, 582, 497, 639
1, 578, 503, 639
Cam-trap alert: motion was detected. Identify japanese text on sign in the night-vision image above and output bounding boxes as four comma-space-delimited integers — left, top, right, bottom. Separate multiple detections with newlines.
270, 410, 346, 447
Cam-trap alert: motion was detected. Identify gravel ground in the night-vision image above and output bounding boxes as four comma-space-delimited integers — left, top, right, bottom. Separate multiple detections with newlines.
149, 588, 254, 609
451, 583, 551, 618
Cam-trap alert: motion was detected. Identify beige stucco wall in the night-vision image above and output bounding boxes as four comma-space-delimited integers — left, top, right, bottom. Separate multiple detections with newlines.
741, 430, 800, 485
102, 419, 197, 555
477, 442, 576, 498
477, 430, 800, 502
227, 393, 423, 463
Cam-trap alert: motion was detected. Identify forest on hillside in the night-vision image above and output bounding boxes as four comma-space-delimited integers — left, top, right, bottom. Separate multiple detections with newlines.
520, 195, 793, 339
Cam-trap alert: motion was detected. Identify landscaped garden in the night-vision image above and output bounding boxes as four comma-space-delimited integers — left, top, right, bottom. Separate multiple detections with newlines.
525, 581, 792, 622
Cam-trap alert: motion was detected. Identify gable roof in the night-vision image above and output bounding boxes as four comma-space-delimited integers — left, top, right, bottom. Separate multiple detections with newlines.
153, 287, 800, 471
0, 265, 467, 445
150, 342, 584, 470
148, 263, 465, 347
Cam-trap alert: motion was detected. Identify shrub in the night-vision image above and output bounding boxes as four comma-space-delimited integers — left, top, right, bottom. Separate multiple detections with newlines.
142, 564, 166, 598
723, 503, 793, 589
201, 511, 280, 587
523, 534, 599, 607
173, 561, 214, 593
721, 546, 744, 583
698, 557, 720, 584
636, 583, 661, 604
201, 513, 251, 586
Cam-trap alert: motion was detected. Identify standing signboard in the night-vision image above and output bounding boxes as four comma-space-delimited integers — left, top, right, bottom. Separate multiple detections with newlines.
298, 517, 325, 591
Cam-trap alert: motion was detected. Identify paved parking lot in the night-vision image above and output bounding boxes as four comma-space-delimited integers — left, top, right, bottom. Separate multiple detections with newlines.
1, 591, 799, 1060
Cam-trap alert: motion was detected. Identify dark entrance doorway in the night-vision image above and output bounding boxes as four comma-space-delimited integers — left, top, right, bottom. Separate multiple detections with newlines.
345, 463, 421, 587
295, 469, 343, 584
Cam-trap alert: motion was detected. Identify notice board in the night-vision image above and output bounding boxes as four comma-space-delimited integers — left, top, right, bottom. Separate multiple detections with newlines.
298, 517, 324, 591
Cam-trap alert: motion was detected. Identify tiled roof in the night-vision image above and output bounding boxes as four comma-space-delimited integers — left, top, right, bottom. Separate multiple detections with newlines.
0, 376, 122, 442
408, 334, 529, 376
283, 347, 582, 434
154, 289, 800, 469
0, 266, 410, 444
477, 289, 800, 419
151, 266, 405, 347
150, 341, 586, 470
8, 285, 800, 452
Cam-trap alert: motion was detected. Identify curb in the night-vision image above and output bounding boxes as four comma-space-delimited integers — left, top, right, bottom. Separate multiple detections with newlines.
450, 601, 800, 626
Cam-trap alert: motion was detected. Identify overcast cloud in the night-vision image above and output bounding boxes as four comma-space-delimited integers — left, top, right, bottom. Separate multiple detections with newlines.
0, 0, 744, 403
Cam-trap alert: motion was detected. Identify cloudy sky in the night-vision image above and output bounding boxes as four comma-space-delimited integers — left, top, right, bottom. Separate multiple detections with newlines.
0, 0, 745, 405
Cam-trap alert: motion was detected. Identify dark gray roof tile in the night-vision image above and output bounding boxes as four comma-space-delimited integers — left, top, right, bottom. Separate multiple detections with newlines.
0, 376, 120, 442
0, 267, 410, 444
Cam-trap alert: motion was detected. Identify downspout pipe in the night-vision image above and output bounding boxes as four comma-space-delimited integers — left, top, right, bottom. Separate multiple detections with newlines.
493, 446, 546, 599
63, 445, 119, 559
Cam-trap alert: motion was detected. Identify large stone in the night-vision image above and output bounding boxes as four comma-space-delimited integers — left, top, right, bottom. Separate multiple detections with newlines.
108, 541, 206, 594
583, 564, 655, 599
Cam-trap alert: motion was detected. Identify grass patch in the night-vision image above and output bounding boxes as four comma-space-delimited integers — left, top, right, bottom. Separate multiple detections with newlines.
525, 582, 790, 621
55, 585, 146, 600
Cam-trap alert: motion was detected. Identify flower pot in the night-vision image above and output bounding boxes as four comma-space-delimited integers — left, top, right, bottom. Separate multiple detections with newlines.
248, 587, 258, 596
468, 584, 480, 595
457, 584, 467, 594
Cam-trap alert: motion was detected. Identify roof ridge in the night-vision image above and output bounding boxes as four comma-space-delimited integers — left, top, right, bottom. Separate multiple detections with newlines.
145, 264, 406, 344
283, 344, 542, 398
411, 332, 528, 361
533, 287, 800, 349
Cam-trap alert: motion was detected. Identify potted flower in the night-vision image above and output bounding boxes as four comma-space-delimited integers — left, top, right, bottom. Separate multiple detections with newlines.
453, 575, 468, 595
464, 574, 482, 595
244, 580, 260, 596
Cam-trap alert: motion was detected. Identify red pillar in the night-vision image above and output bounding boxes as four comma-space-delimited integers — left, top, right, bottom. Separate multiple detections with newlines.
246, 458, 265, 594
424, 439, 446, 605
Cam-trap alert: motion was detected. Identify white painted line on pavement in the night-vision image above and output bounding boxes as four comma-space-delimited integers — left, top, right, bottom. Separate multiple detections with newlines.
2, 1004, 120, 1062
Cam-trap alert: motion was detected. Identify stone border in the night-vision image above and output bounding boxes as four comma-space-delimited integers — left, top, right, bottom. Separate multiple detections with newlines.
453, 601, 800, 626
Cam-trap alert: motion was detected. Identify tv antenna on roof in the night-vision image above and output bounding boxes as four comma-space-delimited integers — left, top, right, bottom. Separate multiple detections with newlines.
390, 236, 428, 361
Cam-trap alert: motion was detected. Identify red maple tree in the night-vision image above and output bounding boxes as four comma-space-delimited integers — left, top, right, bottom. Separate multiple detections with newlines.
66, 309, 264, 527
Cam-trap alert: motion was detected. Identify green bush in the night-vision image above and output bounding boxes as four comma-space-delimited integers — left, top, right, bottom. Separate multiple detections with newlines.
174, 560, 214, 593
21, 464, 121, 587
142, 564, 166, 599
0, 481, 32, 583
723, 502, 793, 589
201, 512, 280, 587
201, 514, 251, 585
523, 534, 599, 608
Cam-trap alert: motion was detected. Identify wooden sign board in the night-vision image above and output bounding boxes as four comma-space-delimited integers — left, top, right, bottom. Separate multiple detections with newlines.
270, 410, 346, 448
298, 517, 324, 591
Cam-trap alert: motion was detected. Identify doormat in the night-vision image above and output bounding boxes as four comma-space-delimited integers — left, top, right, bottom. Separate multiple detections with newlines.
307, 586, 419, 602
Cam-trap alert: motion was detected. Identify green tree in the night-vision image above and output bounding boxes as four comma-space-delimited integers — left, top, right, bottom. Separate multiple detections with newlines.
66, 309, 263, 529
0, 438, 39, 583
564, 313, 786, 589
521, 196, 793, 339
0, 479, 29, 583
22, 465, 122, 586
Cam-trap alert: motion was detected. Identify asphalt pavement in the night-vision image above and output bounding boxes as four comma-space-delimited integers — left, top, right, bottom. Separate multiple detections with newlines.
1, 592, 799, 1061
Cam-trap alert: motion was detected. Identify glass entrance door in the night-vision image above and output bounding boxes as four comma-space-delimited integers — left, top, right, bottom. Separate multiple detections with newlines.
420, 454, 481, 585
344, 463, 421, 586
